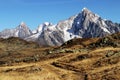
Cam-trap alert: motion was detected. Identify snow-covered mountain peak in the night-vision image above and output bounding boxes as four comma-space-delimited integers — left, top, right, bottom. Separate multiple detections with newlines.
80, 8, 100, 23
81, 8, 100, 18
82, 7, 88, 11
43, 22, 52, 26
38, 22, 53, 28
0, 21, 32, 39
18, 22, 26, 29
82, 7, 91, 13
17, 22, 30, 31
20, 21, 26, 26
37, 22, 54, 32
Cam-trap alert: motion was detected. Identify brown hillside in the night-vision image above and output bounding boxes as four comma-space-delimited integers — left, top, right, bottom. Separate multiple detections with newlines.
0, 33, 120, 80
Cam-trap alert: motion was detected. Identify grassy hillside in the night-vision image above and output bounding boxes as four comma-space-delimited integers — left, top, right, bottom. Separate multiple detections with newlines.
0, 33, 120, 80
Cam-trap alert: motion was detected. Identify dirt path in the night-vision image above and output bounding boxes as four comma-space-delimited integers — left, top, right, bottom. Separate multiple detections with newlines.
91, 47, 120, 53
0, 47, 120, 80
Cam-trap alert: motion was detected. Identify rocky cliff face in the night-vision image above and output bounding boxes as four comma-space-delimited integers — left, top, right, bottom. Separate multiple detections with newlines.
71, 8, 120, 38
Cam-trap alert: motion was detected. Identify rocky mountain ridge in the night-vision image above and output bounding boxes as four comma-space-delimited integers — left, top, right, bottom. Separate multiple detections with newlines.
0, 8, 120, 46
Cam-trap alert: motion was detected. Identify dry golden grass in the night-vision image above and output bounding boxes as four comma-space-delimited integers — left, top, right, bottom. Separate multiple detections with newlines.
0, 47, 119, 80
0, 35, 120, 80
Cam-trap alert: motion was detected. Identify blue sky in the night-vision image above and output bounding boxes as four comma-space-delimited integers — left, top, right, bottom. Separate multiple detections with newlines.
0, 0, 120, 31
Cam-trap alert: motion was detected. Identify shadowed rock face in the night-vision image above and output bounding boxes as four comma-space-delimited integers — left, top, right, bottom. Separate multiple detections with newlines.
0, 8, 120, 46
38, 30, 64, 46
71, 8, 120, 38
